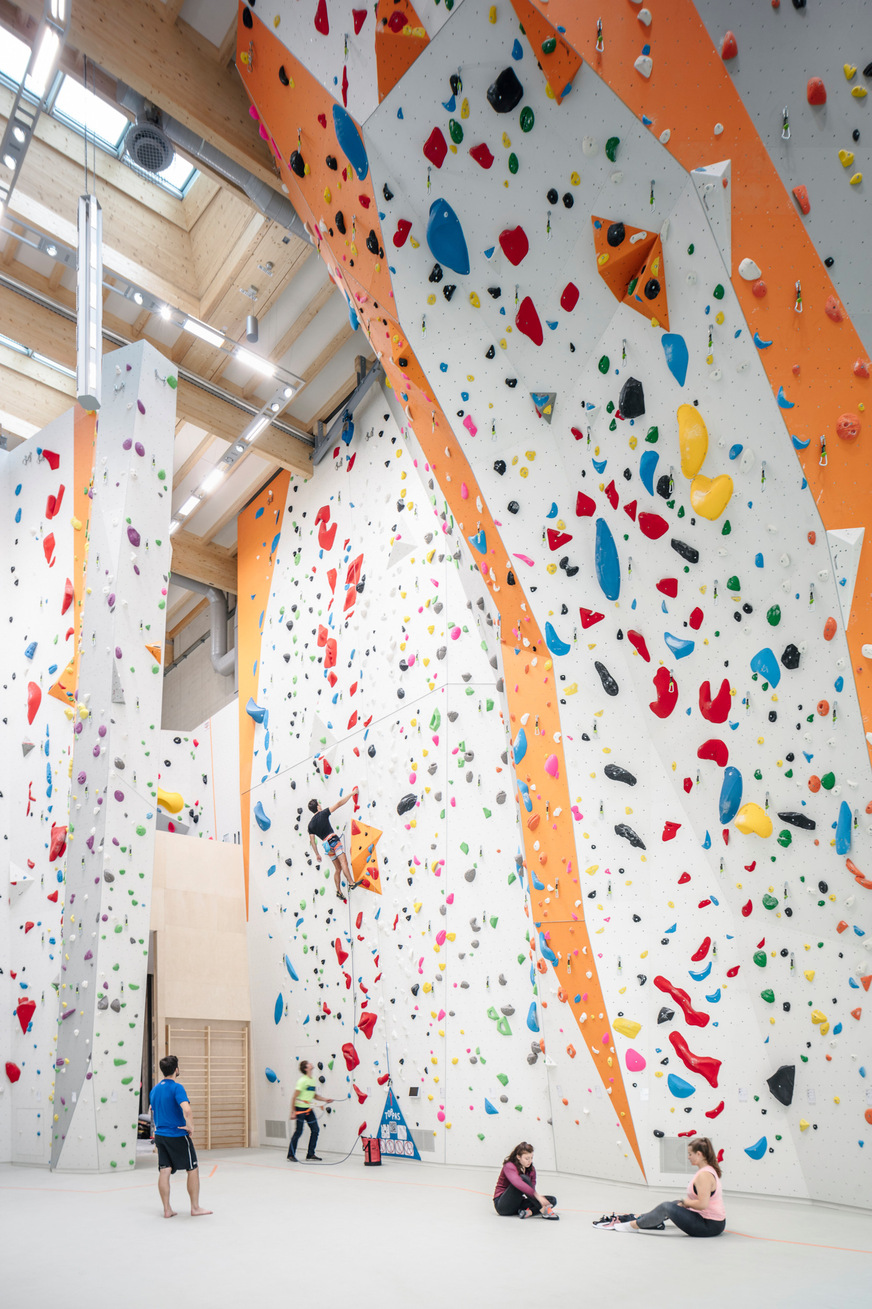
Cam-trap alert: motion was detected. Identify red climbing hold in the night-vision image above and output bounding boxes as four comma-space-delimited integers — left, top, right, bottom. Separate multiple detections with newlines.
546, 528, 573, 551
16, 998, 36, 1034
27, 681, 41, 725
353, 1083, 368, 1103
683, 777, 693, 794
358, 1010, 377, 1039
377, 1072, 391, 1085
393, 219, 412, 247
41, 448, 60, 470
656, 577, 678, 598
387, 8, 408, 31
627, 630, 651, 662
662, 821, 681, 841
623, 499, 637, 521
638, 511, 669, 540
46, 485, 65, 519
515, 296, 543, 346
342, 1043, 360, 1070
575, 491, 596, 517
579, 608, 604, 629
691, 936, 711, 962
5, 1062, 21, 1084
678, 871, 691, 884
499, 225, 529, 266
560, 282, 579, 312
699, 678, 731, 723
603, 480, 619, 510
469, 143, 495, 169
43, 533, 56, 566
825, 296, 845, 323
352, 8, 367, 33
697, 738, 729, 767
720, 31, 737, 59
319, 521, 338, 550
689, 607, 704, 630
806, 77, 826, 105
649, 666, 678, 718
423, 127, 448, 168
49, 824, 67, 862
314, 0, 329, 33
669, 1031, 721, 1088
741, 899, 753, 917
61, 577, 74, 615
653, 976, 710, 1027
705, 1101, 725, 1119
792, 185, 810, 215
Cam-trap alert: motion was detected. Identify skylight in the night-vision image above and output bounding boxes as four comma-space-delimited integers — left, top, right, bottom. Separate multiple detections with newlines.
52, 75, 129, 150
154, 152, 198, 193
0, 29, 31, 87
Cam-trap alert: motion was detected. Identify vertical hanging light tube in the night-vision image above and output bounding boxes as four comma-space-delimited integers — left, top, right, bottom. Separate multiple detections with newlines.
76, 193, 102, 410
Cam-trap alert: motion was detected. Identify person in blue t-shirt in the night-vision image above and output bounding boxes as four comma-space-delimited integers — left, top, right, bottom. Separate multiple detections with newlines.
149, 1054, 213, 1219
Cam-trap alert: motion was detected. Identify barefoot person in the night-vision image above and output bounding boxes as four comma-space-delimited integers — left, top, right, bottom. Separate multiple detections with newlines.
149, 1054, 212, 1219
596, 1137, 725, 1236
287, 1060, 334, 1162
493, 1142, 558, 1219
307, 789, 359, 900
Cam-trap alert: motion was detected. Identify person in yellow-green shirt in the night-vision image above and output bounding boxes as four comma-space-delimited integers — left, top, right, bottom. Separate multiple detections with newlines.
288, 1060, 334, 1161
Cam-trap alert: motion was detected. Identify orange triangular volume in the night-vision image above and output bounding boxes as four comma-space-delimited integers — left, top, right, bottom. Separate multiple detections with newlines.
145, 642, 162, 665
48, 658, 78, 705
509, 0, 583, 104
375, 1, 429, 103
622, 235, 669, 330
350, 820, 383, 894
591, 215, 656, 302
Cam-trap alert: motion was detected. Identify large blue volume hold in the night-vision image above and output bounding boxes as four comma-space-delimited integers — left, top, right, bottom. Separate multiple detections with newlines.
594, 517, 620, 601
427, 198, 470, 275
332, 105, 369, 179
718, 766, 743, 824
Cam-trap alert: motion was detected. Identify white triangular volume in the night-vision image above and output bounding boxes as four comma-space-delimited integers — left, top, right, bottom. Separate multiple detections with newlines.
308, 714, 337, 756
692, 160, 732, 275
387, 540, 415, 569
826, 528, 865, 630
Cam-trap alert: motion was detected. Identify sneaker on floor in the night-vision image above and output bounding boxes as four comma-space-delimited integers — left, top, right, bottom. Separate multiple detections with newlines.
286, 1153, 297, 1163
594, 1216, 619, 1230
613, 1220, 639, 1232
617, 1213, 637, 1224
592, 1213, 617, 1228
517, 1208, 533, 1219
306, 1154, 323, 1161
540, 1206, 559, 1221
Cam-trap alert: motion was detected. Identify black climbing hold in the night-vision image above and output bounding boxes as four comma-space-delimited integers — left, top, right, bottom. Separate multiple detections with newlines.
607, 221, 625, 247
450, 73, 462, 96
766, 1064, 795, 1107
824, 256, 834, 267
488, 286, 502, 299
383, 183, 394, 201
443, 284, 456, 301
242, 6, 253, 28
289, 150, 306, 178
546, 187, 558, 204
411, 983, 419, 996
565, 563, 578, 577
818, 880, 828, 894
594, 661, 619, 696
507, 570, 516, 586
494, 459, 507, 475
505, 377, 517, 388
279, 66, 290, 86
619, 376, 645, 419
643, 277, 661, 301
852, 127, 861, 141
768, 711, 777, 722
487, 67, 524, 114
562, 192, 573, 208
781, 643, 801, 670
507, 501, 519, 514
366, 230, 379, 255
777, 812, 816, 830
485, 345, 495, 359
325, 155, 338, 171
429, 264, 443, 283
558, 556, 569, 571
335, 211, 346, 234
367, 745, 376, 758
614, 823, 645, 849
657, 1007, 675, 1025
656, 474, 672, 500
671, 539, 699, 564
791, 0, 806, 7
604, 764, 637, 786
398, 358, 408, 369
654, 1129, 665, 1139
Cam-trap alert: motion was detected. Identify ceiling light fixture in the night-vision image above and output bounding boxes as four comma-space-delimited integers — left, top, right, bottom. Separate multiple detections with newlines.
133, 291, 143, 306
159, 304, 171, 321
76, 194, 102, 410
243, 415, 270, 443
177, 494, 201, 517
236, 347, 275, 378
30, 26, 61, 96
45, 241, 57, 257
200, 468, 225, 495
182, 316, 223, 347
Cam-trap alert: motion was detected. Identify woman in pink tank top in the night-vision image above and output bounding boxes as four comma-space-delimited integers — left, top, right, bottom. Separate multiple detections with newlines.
595, 1137, 726, 1237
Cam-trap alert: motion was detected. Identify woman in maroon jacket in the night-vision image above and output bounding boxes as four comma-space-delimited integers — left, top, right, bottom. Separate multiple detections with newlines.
493, 1142, 558, 1219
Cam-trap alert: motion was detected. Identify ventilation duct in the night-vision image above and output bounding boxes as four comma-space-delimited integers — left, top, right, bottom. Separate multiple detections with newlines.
124, 107, 175, 174
168, 574, 236, 678
116, 84, 312, 244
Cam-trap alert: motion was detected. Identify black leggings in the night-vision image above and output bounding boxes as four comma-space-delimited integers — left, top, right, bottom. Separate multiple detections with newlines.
636, 1200, 725, 1237
494, 1184, 557, 1216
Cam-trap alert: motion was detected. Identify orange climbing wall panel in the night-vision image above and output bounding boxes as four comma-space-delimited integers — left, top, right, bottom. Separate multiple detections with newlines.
48, 405, 96, 706
374, 0, 430, 103
509, 0, 583, 104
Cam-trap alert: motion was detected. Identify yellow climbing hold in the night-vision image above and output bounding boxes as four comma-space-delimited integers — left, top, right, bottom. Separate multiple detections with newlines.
734, 802, 772, 838
677, 403, 708, 478
157, 788, 185, 814
799, 1118, 810, 1131
804, 969, 815, 982
811, 1009, 827, 1025
570, 171, 581, 186
489, 5, 497, 20
844, 63, 857, 79
838, 149, 855, 167
690, 473, 733, 521
612, 1017, 642, 1039
851, 86, 868, 98
850, 173, 863, 185
502, 132, 512, 148
469, 292, 481, 308
461, 98, 470, 119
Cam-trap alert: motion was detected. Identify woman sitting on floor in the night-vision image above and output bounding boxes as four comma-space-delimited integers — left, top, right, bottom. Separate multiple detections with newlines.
493, 1141, 558, 1220
595, 1136, 725, 1237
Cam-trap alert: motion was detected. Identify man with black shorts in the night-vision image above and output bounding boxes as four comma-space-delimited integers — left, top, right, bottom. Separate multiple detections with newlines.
307, 787, 360, 901
149, 1054, 212, 1218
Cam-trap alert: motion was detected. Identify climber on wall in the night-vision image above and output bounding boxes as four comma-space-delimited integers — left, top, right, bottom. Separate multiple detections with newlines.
493, 1142, 559, 1219
594, 1137, 726, 1236
307, 787, 360, 901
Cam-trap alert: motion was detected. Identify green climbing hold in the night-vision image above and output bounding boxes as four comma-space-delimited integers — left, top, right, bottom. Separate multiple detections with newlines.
645, 426, 659, 443
496, 1073, 509, 1086
448, 118, 463, 144
167, 375, 178, 389
687, 243, 695, 255
460, 841, 469, 854
762, 893, 779, 910
767, 605, 781, 627
519, 106, 535, 133
777, 830, 792, 848
820, 772, 836, 790
721, 520, 731, 536
761, 988, 775, 1003
605, 136, 620, 162
753, 950, 767, 967
508, 152, 519, 174
157, 469, 166, 480
713, 284, 725, 299
608, 418, 617, 431
598, 355, 610, 374
753, 769, 763, 780
726, 575, 740, 591
542, 35, 557, 55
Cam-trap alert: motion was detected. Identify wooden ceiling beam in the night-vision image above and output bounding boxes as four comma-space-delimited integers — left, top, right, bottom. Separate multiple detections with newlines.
198, 467, 281, 546
9, 0, 282, 193
166, 595, 209, 641
170, 529, 238, 594
173, 430, 216, 489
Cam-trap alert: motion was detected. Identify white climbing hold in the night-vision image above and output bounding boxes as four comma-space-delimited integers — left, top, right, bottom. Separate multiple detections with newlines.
714, 123, 724, 136
738, 257, 761, 280
610, 171, 624, 184
861, 644, 872, 659
638, 8, 653, 25
634, 54, 653, 78
582, 135, 598, 156
659, 129, 671, 144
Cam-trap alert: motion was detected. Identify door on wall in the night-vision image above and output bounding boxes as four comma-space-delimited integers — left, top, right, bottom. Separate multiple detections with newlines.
164, 1021, 250, 1150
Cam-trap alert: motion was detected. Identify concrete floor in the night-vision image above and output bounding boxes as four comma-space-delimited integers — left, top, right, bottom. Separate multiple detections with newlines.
1, 1147, 869, 1309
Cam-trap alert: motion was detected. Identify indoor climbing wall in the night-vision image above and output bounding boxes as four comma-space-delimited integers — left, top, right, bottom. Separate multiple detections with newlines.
1, 342, 176, 1170
236, 0, 871, 1204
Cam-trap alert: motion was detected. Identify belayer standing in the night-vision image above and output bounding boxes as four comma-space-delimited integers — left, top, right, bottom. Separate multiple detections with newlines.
307, 788, 360, 901
288, 1060, 334, 1162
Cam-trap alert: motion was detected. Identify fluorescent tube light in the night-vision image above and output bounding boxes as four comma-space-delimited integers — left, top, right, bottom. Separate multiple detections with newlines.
182, 317, 223, 348
200, 468, 225, 494
177, 494, 201, 517
30, 26, 60, 96
236, 347, 275, 377
243, 416, 269, 442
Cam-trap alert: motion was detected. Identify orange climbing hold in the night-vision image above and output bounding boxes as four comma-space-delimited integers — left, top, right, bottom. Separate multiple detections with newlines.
791, 185, 810, 215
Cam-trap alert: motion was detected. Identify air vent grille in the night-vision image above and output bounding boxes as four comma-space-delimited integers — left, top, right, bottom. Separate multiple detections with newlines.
265, 1119, 287, 1140
125, 121, 174, 174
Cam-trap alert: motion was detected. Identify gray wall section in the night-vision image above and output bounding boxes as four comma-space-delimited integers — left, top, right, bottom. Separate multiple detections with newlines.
161, 605, 238, 731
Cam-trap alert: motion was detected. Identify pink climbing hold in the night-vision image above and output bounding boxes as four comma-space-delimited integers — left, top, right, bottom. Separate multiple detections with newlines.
469, 143, 495, 169
463, 414, 478, 436
544, 754, 559, 778
314, 0, 329, 35
423, 126, 448, 168
515, 296, 543, 346
560, 282, 580, 312
498, 225, 529, 266
625, 1049, 646, 1072
393, 219, 412, 247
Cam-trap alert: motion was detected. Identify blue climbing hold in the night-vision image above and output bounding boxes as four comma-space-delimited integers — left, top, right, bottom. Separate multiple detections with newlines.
639, 449, 659, 495
332, 104, 369, 180
546, 502, 558, 518
750, 646, 781, 687
705, 988, 722, 1003
545, 622, 571, 656
753, 332, 773, 349
254, 800, 271, 831
594, 518, 620, 601
513, 728, 527, 765
246, 697, 267, 723
664, 632, 695, 659
688, 961, 713, 982
24, 641, 37, 660
661, 332, 689, 386
484, 1098, 499, 1114
517, 779, 533, 812
529, 866, 545, 891
592, 456, 607, 474
776, 386, 795, 409
274, 993, 283, 1025
526, 1002, 540, 1033
265, 1067, 279, 1083
719, 766, 743, 824
667, 1074, 696, 1098
728, 444, 743, 461
512, 38, 523, 60
744, 1136, 767, 1160
468, 528, 487, 554
791, 434, 811, 450
427, 198, 470, 275
285, 953, 298, 981
835, 800, 852, 855
538, 931, 558, 966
